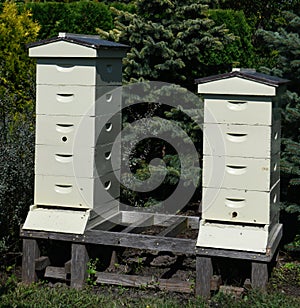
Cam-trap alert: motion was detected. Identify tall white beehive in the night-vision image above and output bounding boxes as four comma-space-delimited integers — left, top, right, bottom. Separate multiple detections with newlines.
196, 69, 288, 252
23, 33, 128, 234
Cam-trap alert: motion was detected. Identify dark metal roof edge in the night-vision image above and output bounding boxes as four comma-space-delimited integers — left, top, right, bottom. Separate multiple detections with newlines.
27, 37, 130, 50
195, 71, 289, 87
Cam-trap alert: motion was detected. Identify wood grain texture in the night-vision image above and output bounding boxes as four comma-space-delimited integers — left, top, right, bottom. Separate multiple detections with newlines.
96, 272, 192, 293
195, 256, 213, 299
251, 262, 268, 289
71, 244, 89, 289
158, 217, 187, 237
20, 229, 197, 254
22, 239, 40, 284
35, 256, 50, 271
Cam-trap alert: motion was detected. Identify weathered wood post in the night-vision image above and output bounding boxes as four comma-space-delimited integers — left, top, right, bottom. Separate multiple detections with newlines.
22, 239, 40, 284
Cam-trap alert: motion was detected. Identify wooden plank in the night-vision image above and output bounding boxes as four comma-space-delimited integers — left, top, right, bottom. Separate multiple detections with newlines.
95, 272, 192, 293
45, 266, 67, 280
195, 256, 213, 299
251, 262, 268, 290
266, 224, 282, 256
158, 217, 187, 237
85, 230, 196, 254
87, 212, 122, 231
20, 229, 197, 254
120, 211, 200, 229
22, 239, 40, 284
71, 244, 89, 289
121, 215, 154, 233
64, 260, 71, 274
35, 256, 50, 271
196, 247, 273, 262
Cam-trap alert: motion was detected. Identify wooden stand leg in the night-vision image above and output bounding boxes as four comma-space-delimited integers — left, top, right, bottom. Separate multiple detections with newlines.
195, 256, 213, 299
22, 239, 40, 284
71, 243, 89, 289
251, 261, 268, 289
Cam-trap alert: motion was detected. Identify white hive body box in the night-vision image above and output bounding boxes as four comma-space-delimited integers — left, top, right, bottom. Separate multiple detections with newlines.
36, 85, 122, 116
203, 153, 280, 191
23, 33, 128, 234
203, 121, 281, 158
36, 113, 121, 147
196, 68, 288, 252
202, 180, 280, 225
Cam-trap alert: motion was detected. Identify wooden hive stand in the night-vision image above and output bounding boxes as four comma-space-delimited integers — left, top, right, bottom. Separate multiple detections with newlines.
21, 211, 282, 298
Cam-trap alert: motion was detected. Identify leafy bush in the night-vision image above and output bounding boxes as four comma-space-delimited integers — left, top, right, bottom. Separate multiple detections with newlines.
0, 97, 35, 262
208, 9, 256, 69
23, 1, 135, 40
0, 2, 37, 262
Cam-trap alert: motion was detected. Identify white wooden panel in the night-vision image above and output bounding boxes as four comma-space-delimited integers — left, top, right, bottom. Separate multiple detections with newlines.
202, 181, 280, 224
197, 220, 270, 252
35, 143, 120, 177
203, 122, 280, 158
198, 76, 276, 96
36, 85, 121, 116
204, 97, 281, 125
36, 113, 121, 147
22, 205, 90, 234
203, 154, 280, 191
29, 41, 97, 58
34, 173, 120, 209
36, 58, 122, 86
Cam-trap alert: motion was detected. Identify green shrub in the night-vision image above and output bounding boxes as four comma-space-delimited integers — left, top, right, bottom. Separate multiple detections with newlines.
0, 2, 37, 263
0, 99, 35, 262
208, 9, 256, 69
25, 2, 113, 39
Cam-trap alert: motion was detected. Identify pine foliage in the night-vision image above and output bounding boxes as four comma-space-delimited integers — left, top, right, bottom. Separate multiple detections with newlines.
258, 9, 300, 238
97, 0, 236, 89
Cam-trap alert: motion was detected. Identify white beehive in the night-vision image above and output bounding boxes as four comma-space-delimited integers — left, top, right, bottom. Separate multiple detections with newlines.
196, 68, 288, 252
23, 33, 128, 234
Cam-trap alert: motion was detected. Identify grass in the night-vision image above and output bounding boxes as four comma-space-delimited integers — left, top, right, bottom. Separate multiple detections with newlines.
0, 281, 300, 308
1, 261, 300, 307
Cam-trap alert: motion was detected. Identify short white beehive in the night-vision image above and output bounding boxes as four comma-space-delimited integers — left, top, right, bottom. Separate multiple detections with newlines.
196, 68, 288, 253
23, 33, 128, 234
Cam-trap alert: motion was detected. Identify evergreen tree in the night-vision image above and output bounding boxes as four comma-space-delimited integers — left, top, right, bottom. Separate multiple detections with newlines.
257, 9, 300, 247
97, 0, 257, 210
97, 0, 235, 90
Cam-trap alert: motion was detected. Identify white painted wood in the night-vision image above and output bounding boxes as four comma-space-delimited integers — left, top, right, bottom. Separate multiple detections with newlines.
196, 220, 270, 252
203, 121, 281, 158
204, 97, 281, 125
35, 143, 120, 177
35, 114, 121, 148
198, 76, 276, 96
29, 41, 97, 58
34, 172, 120, 209
202, 180, 280, 224
202, 154, 280, 191
36, 85, 121, 116
29, 40, 127, 59
22, 205, 90, 234
36, 58, 122, 86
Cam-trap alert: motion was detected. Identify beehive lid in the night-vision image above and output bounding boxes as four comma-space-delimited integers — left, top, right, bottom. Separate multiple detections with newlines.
195, 68, 289, 96
28, 33, 130, 58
